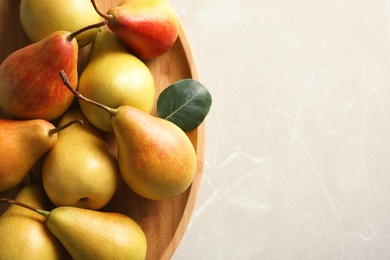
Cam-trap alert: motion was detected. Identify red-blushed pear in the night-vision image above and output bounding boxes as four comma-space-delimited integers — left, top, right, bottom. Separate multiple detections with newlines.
0, 118, 82, 193
0, 199, 147, 260
0, 31, 78, 120
110, 105, 197, 201
0, 185, 65, 260
0, 22, 106, 121
91, 0, 180, 60
60, 71, 197, 201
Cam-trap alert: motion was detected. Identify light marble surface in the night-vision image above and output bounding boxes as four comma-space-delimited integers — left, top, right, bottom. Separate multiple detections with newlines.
168, 0, 390, 259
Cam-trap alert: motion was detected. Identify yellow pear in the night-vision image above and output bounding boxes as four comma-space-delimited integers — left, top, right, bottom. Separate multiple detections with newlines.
20, 0, 103, 47
78, 29, 155, 132
42, 108, 119, 210
45, 206, 147, 260
0, 200, 147, 260
0, 185, 64, 259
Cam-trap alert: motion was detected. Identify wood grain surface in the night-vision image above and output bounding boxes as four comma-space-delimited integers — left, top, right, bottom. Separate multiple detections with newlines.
0, 1, 205, 259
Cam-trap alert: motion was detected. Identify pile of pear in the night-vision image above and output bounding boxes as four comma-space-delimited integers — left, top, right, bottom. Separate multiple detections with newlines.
0, 0, 198, 259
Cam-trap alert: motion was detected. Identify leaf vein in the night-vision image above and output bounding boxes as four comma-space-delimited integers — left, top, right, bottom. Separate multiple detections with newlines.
164, 91, 203, 120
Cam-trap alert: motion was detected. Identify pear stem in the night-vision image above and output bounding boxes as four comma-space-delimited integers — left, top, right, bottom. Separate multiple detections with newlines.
59, 70, 118, 116
0, 198, 50, 218
67, 20, 108, 42
48, 119, 84, 136
91, 0, 114, 21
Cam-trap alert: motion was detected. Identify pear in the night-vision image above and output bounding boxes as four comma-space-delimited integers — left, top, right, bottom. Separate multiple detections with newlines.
0, 199, 147, 260
42, 108, 119, 210
0, 185, 64, 259
0, 118, 82, 193
78, 29, 155, 132
91, 0, 180, 59
20, 0, 103, 47
0, 31, 78, 120
61, 71, 197, 201
112, 106, 197, 200
0, 22, 104, 121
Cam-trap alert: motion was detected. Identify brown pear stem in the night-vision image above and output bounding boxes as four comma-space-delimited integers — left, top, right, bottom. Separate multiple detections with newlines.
0, 198, 50, 218
91, 0, 114, 21
59, 70, 118, 116
67, 20, 108, 42
48, 119, 84, 136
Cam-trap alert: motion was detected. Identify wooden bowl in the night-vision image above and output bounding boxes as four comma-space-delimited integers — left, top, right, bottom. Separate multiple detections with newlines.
0, 1, 205, 259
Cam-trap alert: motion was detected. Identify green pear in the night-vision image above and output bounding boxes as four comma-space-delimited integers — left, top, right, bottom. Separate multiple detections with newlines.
0, 185, 64, 259
42, 108, 119, 210
0, 118, 82, 193
0, 199, 147, 260
61, 72, 197, 201
20, 0, 103, 47
78, 28, 155, 132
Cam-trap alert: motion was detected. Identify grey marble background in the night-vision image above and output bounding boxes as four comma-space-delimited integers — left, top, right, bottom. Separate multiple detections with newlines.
169, 1, 390, 259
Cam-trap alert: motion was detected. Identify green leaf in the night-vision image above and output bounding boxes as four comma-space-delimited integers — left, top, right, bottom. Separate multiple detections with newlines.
157, 79, 212, 131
